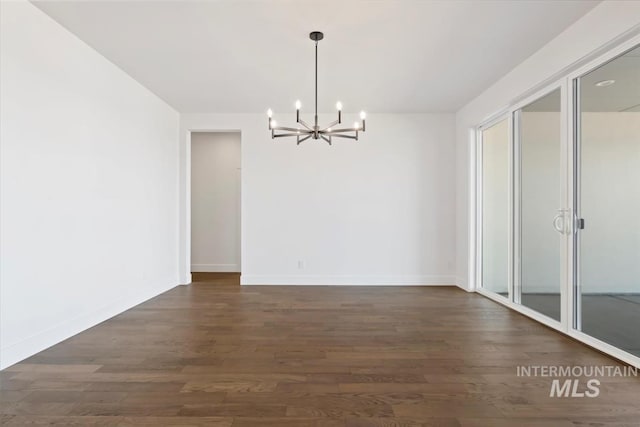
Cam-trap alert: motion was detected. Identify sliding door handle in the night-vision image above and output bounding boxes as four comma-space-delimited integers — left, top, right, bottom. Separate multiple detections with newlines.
553, 208, 570, 234
573, 213, 585, 233
553, 213, 564, 233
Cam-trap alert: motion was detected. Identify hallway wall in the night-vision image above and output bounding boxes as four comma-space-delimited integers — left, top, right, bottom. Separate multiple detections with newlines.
191, 132, 241, 273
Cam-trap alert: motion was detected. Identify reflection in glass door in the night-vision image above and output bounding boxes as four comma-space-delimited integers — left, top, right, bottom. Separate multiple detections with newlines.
576, 45, 640, 357
517, 89, 563, 321
480, 118, 510, 297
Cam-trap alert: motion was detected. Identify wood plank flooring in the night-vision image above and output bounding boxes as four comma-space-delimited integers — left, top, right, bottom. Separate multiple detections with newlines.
1, 274, 639, 426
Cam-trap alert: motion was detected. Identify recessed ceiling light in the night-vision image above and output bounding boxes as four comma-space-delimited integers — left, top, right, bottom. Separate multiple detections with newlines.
595, 79, 615, 87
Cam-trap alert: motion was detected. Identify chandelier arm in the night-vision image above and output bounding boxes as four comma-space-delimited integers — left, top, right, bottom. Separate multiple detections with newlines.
328, 133, 358, 140
297, 134, 313, 145
320, 127, 360, 134
319, 119, 340, 132
320, 135, 332, 145
273, 132, 312, 138
297, 118, 314, 131
272, 126, 311, 133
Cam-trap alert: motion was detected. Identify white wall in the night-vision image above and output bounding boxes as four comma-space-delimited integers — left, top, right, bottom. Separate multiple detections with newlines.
179, 114, 456, 286
0, 1, 180, 369
191, 132, 241, 272
456, 1, 640, 290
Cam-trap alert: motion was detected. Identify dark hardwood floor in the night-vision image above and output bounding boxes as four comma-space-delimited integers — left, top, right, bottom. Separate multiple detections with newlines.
1, 274, 639, 426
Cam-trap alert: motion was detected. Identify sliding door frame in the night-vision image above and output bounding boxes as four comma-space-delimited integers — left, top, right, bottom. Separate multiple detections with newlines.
476, 113, 514, 305
514, 83, 569, 327
474, 32, 640, 369
475, 79, 567, 334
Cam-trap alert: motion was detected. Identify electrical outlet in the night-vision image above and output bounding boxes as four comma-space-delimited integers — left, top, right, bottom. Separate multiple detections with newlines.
297, 260, 305, 269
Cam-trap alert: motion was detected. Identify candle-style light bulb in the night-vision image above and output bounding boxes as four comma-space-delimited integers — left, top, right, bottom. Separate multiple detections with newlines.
336, 101, 343, 111
354, 122, 359, 129
295, 100, 301, 110
271, 120, 277, 128
360, 111, 366, 120
267, 108, 273, 118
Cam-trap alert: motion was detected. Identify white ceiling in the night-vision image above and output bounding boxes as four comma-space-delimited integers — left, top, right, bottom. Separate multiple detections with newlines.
33, 0, 600, 114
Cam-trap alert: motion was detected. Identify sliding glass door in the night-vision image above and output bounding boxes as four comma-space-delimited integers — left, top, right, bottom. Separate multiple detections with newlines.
478, 89, 566, 322
575, 45, 640, 357
516, 89, 564, 321
479, 118, 511, 298
477, 39, 640, 365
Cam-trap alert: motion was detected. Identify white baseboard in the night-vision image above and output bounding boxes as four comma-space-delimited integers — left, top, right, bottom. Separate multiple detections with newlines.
240, 274, 456, 286
191, 264, 240, 273
0, 278, 177, 370
455, 277, 472, 292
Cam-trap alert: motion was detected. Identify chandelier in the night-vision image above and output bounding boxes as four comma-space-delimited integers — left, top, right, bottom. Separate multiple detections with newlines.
267, 31, 366, 145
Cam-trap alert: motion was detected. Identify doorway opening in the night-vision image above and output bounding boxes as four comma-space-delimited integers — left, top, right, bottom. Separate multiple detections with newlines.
190, 131, 241, 285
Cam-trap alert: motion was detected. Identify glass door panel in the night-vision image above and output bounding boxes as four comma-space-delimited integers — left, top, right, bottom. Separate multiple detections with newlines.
518, 89, 563, 321
577, 45, 640, 356
481, 118, 510, 297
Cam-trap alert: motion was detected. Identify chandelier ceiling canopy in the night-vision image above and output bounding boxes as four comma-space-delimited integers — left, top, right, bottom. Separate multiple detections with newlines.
267, 31, 366, 145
